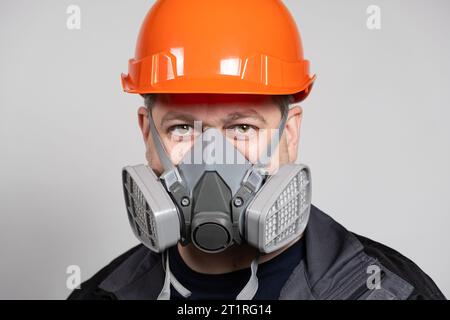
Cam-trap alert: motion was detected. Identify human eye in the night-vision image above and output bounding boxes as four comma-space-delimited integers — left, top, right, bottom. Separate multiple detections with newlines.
168, 124, 194, 141
226, 124, 258, 141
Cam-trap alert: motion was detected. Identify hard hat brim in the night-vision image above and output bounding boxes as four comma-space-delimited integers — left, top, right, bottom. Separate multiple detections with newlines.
122, 52, 316, 103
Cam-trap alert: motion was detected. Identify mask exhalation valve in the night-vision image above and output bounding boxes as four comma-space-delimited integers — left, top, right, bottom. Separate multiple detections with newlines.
190, 172, 234, 252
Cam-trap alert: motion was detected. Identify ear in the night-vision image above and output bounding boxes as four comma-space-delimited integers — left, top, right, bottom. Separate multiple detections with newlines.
284, 105, 303, 162
138, 106, 150, 143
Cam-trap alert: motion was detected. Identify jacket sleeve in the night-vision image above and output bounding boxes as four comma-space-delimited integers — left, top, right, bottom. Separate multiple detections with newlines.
67, 244, 143, 300
354, 233, 446, 300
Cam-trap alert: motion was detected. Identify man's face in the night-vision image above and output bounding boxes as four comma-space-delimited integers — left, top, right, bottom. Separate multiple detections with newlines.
138, 94, 303, 175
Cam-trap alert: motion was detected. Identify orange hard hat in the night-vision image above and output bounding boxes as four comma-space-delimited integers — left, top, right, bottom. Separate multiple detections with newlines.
122, 0, 316, 103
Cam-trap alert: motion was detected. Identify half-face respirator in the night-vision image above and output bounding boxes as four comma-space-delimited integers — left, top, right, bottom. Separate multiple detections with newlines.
122, 107, 312, 254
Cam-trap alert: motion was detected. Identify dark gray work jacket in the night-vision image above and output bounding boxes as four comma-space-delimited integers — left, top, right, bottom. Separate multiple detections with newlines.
68, 205, 446, 300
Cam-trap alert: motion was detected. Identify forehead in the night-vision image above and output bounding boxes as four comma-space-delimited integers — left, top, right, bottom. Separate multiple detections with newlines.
154, 93, 278, 114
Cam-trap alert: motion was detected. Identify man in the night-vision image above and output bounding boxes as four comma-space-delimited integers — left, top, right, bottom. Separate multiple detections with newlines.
68, 0, 445, 300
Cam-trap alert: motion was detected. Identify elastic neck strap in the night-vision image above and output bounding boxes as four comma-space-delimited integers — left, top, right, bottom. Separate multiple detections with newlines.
157, 250, 260, 300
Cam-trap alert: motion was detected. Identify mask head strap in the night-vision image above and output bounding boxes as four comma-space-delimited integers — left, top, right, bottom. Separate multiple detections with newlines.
254, 98, 290, 169
147, 109, 183, 190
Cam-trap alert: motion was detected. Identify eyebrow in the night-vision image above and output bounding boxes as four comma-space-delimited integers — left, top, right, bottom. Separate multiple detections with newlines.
160, 108, 268, 126
221, 109, 268, 125
160, 112, 198, 126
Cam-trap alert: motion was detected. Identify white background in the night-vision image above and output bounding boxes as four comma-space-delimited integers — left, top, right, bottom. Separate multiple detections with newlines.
0, 0, 449, 299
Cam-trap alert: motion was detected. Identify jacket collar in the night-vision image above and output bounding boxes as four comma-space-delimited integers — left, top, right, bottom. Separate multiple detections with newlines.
280, 205, 375, 299
279, 205, 414, 299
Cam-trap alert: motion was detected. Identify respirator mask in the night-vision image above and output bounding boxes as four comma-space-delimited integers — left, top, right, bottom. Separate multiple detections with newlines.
122, 105, 312, 256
